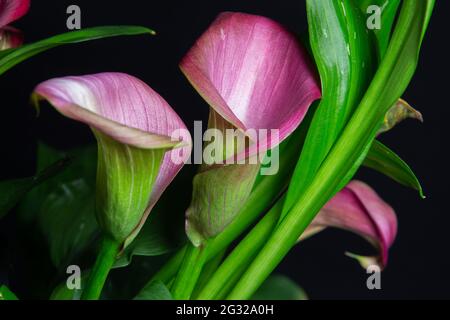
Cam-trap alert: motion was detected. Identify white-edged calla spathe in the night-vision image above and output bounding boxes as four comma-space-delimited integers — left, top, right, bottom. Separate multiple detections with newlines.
181, 12, 321, 246
33, 72, 192, 247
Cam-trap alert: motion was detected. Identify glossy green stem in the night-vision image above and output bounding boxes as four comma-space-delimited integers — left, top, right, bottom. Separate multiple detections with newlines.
146, 166, 289, 287
191, 250, 226, 299
214, 262, 248, 300
81, 235, 120, 300
197, 199, 283, 300
171, 244, 207, 300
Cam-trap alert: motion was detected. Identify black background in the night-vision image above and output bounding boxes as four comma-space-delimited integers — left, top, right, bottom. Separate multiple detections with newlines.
1, 0, 449, 299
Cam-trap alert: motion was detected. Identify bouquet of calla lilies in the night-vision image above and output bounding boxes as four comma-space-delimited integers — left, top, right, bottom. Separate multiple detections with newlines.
0, 0, 434, 300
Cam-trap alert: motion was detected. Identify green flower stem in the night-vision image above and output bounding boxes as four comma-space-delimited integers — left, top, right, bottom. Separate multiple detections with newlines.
196, 199, 283, 300
171, 243, 207, 299
214, 262, 248, 300
191, 250, 227, 299
227, 0, 434, 299
148, 172, 288, 288
81, 235, 120, 300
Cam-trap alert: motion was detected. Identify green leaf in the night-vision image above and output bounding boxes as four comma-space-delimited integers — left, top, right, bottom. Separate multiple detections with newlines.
0, 26, 155, 75
225, 0, 435, 300
294, 0, 433, 200
114, 210, 184, 268
39, 179, 99, 268
18, 143, 99, 268
251, 275, 307, 300
277, 0, 434, 260
0, 285, 19, 300
332, 0, 435, 189
21, 141, 188, 270
18, 143, 96, 221
0, 157, 69, 219
282, 0, 375, 219
134, 281, 172, 300
357, 0, 401, 60
364, 140, 424, 198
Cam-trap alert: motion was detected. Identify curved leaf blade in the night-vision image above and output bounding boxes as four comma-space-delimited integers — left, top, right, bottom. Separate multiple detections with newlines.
17, 143, 99, 267
0, 26, 155, 75
282, 0, 375, 219
251, 275, 307, 300
0, 285, 18, 300
39, 179, 98, 268
364, 140, 424, 198
225, 0, 435, 300
357, 0, 401, 60
134, 281, 172, 300
0, 157, 69, 219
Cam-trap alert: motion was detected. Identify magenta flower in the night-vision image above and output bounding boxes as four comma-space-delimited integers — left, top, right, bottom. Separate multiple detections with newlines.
33, 73, 192, 247
181, 12, 321, 159
181, 12, 321, 245
0, 0, 30, 50
301, 181, 398, 269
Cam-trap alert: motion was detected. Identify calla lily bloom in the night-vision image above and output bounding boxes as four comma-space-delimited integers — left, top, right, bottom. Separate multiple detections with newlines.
301, 180, 398, 269
181, 12, 321, 246
0, 0, 30, 50
33, 73, 192, 248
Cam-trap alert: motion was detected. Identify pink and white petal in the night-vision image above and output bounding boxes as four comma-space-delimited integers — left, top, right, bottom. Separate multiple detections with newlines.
346, 181, 397, 265
0, 0, 30, 28
33, 73, 192, 244
303, 181, 397, 268
33, 73, 185, 149
0, 26, 22, 50
181, 12, 321, 158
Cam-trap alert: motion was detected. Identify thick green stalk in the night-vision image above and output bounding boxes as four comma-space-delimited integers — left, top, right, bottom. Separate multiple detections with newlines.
81, 235, 120, 300
214, 263, 248, 300
196, 200, 283, 300
191, 250, 227, 299
171, 243, 207, 299
227, 0, 435, 299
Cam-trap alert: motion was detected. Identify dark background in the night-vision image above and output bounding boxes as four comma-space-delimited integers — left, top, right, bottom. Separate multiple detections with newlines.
1, 0, 448, 299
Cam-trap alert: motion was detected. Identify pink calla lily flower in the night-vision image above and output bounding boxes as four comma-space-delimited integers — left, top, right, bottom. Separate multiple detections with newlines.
0, 0, 30, 50
181, 12, 321, 245
181, 12, 321, 161
301, 180, 398, 269
33, 73, 192, 247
